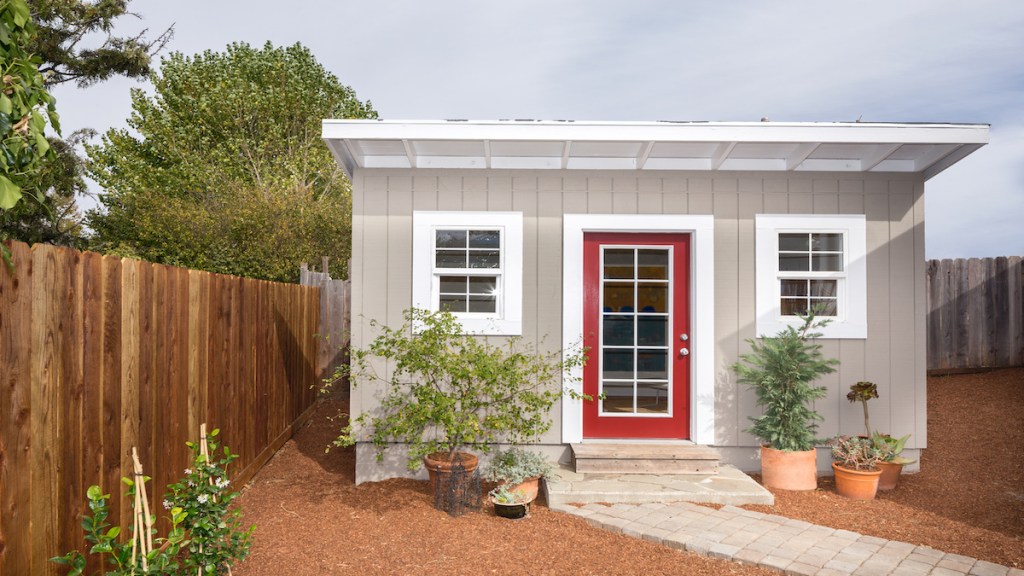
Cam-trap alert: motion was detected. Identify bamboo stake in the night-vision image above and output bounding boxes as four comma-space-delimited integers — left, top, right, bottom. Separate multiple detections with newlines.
131, 448, 152, 570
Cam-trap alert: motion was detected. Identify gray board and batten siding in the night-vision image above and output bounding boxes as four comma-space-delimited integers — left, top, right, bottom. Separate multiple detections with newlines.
348, 168, 927, 483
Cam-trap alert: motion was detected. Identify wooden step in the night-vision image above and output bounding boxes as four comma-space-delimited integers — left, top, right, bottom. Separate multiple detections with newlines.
571, 443, 720, 475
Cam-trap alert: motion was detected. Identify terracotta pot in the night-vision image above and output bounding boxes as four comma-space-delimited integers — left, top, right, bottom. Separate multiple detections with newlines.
832, 462, 882, 500
876, 461, 903, 491
423, 451, 479, 493
499, 476, 541, 502
760, 445, 817, 491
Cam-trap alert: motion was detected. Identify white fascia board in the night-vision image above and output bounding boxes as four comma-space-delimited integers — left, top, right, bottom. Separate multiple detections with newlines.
322, 119, 990, 146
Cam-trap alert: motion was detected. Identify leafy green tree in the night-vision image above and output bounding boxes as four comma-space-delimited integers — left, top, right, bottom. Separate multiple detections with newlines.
1, 0, 60, 210
87, 42, 376, 281
2, 0, 173, 247
28, 0, 173, 87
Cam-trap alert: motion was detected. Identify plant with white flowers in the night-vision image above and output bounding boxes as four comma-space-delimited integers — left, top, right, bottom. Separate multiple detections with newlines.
165, 428, 252, 574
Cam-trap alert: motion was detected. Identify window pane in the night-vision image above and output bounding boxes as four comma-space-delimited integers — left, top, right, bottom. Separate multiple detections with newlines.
436, 250, 466, 268
810, 280, 837, 297
603, 349, 634, 380
604, 283, 635, 312
781, 298, 808, 316
813, 233, 843, 252
603, 317, 634, 346
468, 276, 496, 294
468, 229, 500, 248
436, 230, 466, 248
604, 249, 634, 279
602, 382, 634, 413
468, 250, 500, 269
439, 276, 467, 294
637, 249, 668, 280
439, 295, 467, 312
779, 253, 809, 271
468, 295, 497, 313
637, 349, 668, 379
812, 254, 843, 272
781, 279, 808, 297
637, 316, 667, 346
637, 285, 668, 313
779, 233, 808, 251
637, 382, 669, 413
810, 298, 838, 316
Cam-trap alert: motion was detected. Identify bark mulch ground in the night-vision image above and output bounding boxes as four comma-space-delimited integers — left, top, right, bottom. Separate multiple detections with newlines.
233, 368, 1023, 575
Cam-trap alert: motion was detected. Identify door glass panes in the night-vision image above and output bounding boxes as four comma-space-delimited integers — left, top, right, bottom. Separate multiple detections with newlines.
599, 246, 671, 416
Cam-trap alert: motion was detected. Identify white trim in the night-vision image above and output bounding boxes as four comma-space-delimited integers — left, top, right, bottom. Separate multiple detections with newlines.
755, 214, 867, 339
412, 211, 523, 335
562, 214, 715, 445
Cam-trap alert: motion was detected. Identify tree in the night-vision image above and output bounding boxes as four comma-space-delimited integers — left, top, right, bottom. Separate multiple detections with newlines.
27, 0, 173, 87
1, 0, 60, 211
1, 0, 173, 247
87, 42, 377, 282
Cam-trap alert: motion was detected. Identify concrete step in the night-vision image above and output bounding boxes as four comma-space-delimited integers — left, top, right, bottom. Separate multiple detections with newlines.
544, 464, 774, 507
571, 443, 720, 475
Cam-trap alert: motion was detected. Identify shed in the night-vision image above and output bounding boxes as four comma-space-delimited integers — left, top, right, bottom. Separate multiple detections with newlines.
322, 119, 988, 483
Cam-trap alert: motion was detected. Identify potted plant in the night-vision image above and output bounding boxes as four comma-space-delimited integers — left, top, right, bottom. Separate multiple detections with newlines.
871, 432, 915, 490
483, 447, 554, 503
846, 381, 915, 490
827, 435, 883, 499
489, 485, 532, 519
732, 312, 837, 491
326, 308, 586, 492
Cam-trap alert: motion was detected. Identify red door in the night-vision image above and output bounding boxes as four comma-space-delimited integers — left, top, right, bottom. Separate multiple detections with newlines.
582, 233, 691, 439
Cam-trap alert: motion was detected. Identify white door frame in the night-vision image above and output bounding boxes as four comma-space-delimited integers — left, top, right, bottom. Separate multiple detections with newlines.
562, 214, 715, 445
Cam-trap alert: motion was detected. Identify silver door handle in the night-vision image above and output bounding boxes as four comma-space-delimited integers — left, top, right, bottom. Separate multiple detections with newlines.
679, 348, 689, 357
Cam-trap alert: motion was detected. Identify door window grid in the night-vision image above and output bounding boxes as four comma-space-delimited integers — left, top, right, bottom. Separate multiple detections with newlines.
598, 246, 672, 417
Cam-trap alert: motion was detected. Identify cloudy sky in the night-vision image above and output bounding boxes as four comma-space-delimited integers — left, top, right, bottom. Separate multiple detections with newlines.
51, 0, 1023, 258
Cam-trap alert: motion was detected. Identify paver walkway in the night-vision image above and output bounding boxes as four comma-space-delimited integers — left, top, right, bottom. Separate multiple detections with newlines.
551, 501, 1022, 576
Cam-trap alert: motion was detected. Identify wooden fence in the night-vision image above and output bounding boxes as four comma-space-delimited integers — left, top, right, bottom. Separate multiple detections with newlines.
927, 256, 1024, 371
0, 241, 320, 576
300, 258, 351, 389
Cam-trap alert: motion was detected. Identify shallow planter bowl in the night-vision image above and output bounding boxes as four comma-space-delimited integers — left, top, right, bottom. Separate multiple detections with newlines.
492, 498, 530, 519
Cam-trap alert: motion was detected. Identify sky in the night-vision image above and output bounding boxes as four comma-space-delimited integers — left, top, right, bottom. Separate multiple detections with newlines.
51, 0, 1024, 259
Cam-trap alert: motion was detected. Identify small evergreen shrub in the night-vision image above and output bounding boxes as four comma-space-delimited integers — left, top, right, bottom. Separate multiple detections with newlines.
732, 312, 838, 452
482, 447, 553, 486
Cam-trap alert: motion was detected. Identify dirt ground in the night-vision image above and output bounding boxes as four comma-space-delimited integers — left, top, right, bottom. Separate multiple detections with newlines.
233, 368, 1023, 575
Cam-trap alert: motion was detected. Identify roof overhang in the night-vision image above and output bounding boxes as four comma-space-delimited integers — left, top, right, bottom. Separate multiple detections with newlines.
322, 119, 989, 181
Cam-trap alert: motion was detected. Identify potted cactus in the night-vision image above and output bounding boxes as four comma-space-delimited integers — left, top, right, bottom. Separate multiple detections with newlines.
828, 435, 883, 499
732, 312, 837, 491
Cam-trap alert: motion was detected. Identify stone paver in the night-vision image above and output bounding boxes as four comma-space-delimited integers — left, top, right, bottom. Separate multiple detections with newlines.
550, 499, 1017, 576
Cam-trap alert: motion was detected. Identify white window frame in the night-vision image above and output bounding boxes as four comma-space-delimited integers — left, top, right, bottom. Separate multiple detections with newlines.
755, 214, 867, 339
413, 211, 523, 335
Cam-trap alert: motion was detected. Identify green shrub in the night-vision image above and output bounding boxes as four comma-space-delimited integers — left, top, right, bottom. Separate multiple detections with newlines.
732, 313, 837, 452
325, 308, 587, 470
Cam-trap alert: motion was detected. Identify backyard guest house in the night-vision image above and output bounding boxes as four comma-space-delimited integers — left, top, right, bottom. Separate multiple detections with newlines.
321, 119, 988, 486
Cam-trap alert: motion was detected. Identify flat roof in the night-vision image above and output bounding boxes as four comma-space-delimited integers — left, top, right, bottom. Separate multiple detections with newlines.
322, 119, 989, 180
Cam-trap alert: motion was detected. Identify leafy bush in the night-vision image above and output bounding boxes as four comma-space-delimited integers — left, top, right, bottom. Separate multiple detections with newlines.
482, 447, 554, 485
165, 428, 253, 574
325, 308, 587, 470
732, 312, 838, 452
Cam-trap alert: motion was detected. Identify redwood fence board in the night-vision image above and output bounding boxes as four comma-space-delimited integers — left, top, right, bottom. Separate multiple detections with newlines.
0, 240, 322, 574
927, 256, 1024, 371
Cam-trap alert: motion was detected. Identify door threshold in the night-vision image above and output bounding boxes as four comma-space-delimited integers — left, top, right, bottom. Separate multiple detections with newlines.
579, 439, 697, 445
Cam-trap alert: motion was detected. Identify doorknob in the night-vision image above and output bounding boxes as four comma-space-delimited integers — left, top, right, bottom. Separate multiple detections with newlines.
679, 348, 689, 357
